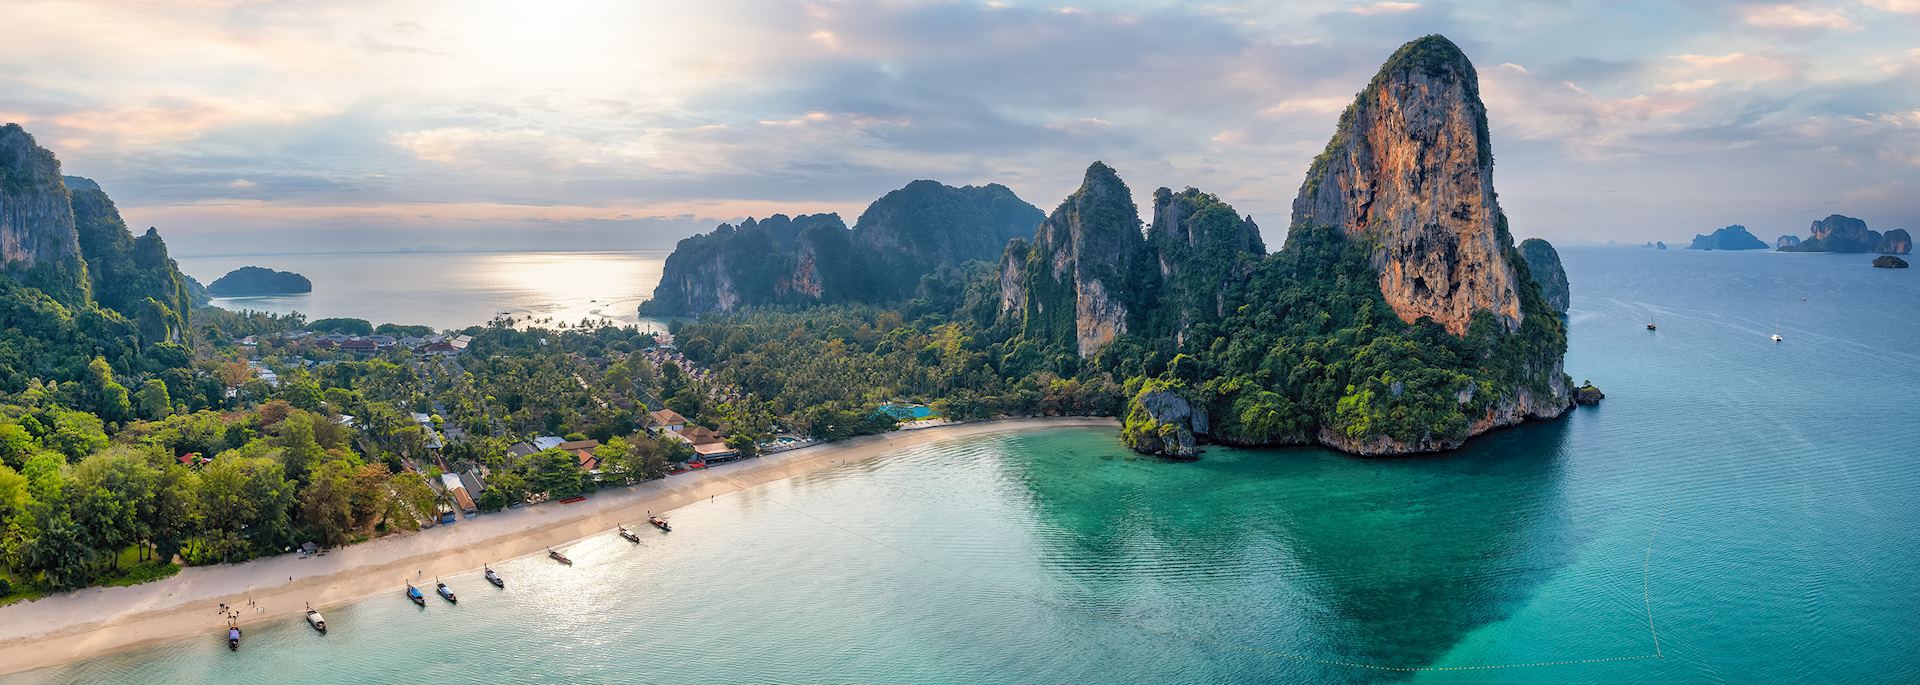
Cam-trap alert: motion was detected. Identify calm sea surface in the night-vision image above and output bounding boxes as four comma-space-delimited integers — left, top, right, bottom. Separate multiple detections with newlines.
176, 251, 673, 331
15, 247, 1917, 683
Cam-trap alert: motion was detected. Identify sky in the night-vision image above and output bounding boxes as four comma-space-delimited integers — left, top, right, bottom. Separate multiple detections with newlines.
3, 0, 1917, 256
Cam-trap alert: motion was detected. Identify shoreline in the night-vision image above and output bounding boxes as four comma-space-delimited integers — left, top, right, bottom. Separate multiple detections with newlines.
0, 417, 1117, 678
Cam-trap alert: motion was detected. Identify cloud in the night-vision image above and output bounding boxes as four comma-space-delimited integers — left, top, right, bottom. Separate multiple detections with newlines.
1348, 2, 1422, 15
1665, 52, 1799, 86
809, 30, 843, 51
1741, 4, 1859, 30
1661, 79, 1719, 93
1261, 96, 1351, 116
46, 99, 336, 147
3, 0, 1915, 251
1863, 0, 1920, 12
1046, 118, 1111, 134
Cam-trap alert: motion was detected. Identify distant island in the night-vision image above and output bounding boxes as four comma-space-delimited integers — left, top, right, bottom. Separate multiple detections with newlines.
1642, 241, 1668, 250
1778, 215, 1911, 254
1775, 235, 1800, 249
1687, 225, 1767, 250
206, 265, 312, 296
1874, 255, 1909, 268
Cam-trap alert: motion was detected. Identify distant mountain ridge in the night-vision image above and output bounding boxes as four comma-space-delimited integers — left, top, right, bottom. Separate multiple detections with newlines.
640, 181, 1044, 315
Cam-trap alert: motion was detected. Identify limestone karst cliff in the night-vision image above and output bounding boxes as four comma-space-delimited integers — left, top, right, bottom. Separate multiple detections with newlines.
0, 124, 198, 376
996, 162, 1153, 357
0, 124, 89, 304
1776, 234, 1801, 249
853, 180, 1043, 299
1518, 238, 1570, 315
68, 176, 193, 339
1102, 35, 1571, 457
1780, 215, 1883, 253
642, 181, 1044, 316
1149, 187, 1266, 340
640, 35, 1572, 458
1878, 229, 1911, 255
1290, 35, 1523, 336
640, 213, 851, 315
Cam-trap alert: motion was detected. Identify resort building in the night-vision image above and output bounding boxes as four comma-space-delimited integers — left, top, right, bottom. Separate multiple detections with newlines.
438, 472, 478, 516
644, 409, 688, 433
574, 448, 601, 473
674, 424, 740, 462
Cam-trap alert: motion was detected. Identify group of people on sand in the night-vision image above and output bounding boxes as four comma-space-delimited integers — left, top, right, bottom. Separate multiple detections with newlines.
216, 597, 265, 623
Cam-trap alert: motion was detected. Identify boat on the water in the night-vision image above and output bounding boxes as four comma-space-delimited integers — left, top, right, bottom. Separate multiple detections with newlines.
305, 603, 326, 634
226, 624, 241, 651
619, 526, 640, 543
549, 548, 573, 565
405, 583, 426, 607
649, 516, 672, 532
485, 565, 504, 588
436, 579, 458, 604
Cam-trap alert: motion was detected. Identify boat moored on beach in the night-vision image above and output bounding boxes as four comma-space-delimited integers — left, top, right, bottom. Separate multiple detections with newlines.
549, 548, 573, 565
485, 565, 504, 588
649, 516, 672, 532
305, 603, 326, 634
226, 624, 241, 651
436, 580, 457, 604
405, 583, 426, 607
619, 526, 640, 543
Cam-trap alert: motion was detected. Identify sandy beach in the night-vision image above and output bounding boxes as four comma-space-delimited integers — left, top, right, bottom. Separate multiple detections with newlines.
0, 417, 1116, 678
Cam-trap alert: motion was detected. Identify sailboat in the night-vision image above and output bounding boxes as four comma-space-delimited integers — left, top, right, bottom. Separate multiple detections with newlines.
1646, 315, 1657, 331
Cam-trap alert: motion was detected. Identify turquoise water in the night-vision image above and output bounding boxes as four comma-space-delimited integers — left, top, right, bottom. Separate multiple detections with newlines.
11, 247, 1918, 683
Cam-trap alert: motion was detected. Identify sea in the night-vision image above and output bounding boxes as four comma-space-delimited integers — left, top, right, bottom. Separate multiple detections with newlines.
13, 247, 1917, 684
175, 251, 675, 332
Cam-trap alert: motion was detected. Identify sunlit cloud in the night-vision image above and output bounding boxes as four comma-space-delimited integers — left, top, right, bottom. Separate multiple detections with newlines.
1741, 4, 1859, 30
1260, 96, 1351, 116
1863, 0, 1920, 12
1348, 2, 1422, 15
